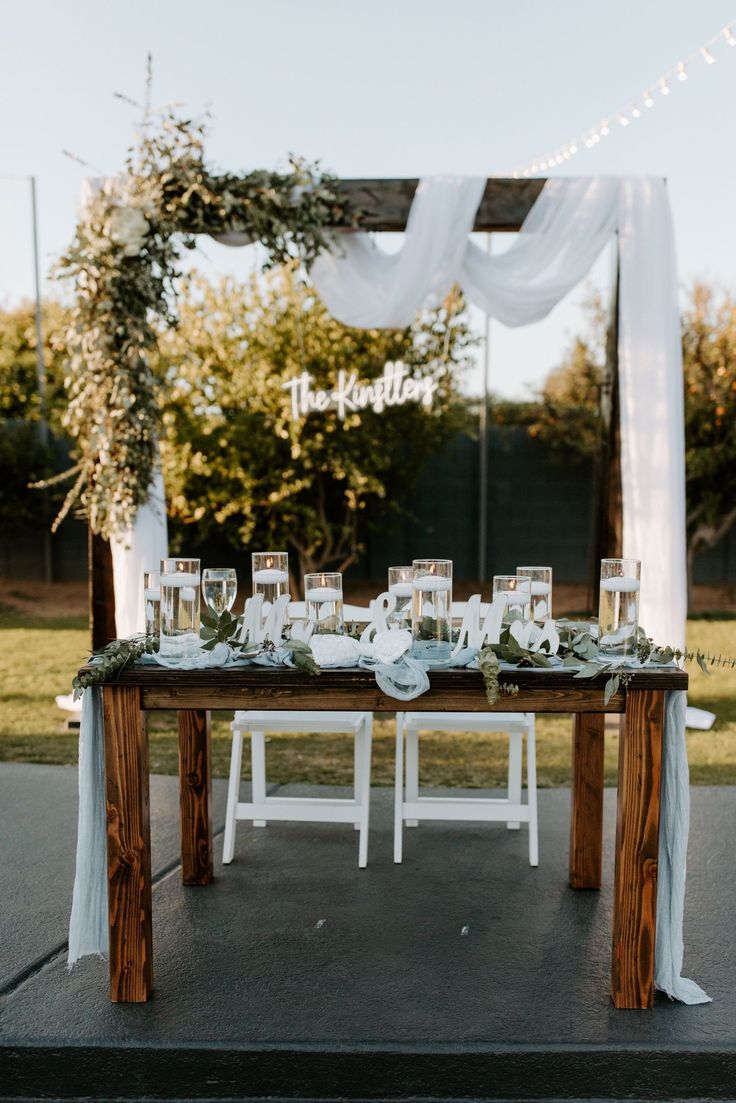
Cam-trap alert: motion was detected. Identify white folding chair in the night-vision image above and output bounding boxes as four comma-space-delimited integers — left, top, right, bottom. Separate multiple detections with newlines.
393, 710, 538, 866
222, 602, 374, 868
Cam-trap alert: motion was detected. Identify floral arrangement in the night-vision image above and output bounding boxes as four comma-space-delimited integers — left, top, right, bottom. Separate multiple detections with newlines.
54, 76, 357, 539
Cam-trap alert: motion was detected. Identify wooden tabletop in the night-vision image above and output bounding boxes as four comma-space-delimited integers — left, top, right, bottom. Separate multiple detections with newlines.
79, 662, 688, 714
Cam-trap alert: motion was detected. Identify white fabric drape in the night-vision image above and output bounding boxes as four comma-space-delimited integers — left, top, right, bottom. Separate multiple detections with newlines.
109, 468, 168, 638
309, 175, 686, 649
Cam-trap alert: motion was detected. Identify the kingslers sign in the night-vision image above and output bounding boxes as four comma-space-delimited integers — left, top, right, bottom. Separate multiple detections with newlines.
282, 361, 438, 421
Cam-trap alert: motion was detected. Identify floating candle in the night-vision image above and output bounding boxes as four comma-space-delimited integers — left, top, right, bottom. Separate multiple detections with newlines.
144, 587, 161, 600
498, 589, 530, 604
253, 568, 289, 584
600, 576, 641, 593
306, 587, 342, 602
160, 572, 200, 587
389, 582, 414, 598
530, 581, 551, 596
180, 587, 196, 602
413, 576, 452, 592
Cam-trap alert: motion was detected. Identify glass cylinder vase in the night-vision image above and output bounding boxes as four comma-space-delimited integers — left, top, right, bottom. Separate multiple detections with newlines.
492, 575, 532, 627
598, 557, 641, 657
516, 566, 553, 622
143, 570, 161, 638
160, 558, 201, 662
304, 572, 343, 634
252, 552, 290, 608
411, 559, 453, 665
388, 565, 413, 628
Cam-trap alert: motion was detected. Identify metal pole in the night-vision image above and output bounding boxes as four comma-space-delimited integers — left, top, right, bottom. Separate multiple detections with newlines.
27, 176, 53, 582
29, 176, 49, 447
477, 233, 492, 582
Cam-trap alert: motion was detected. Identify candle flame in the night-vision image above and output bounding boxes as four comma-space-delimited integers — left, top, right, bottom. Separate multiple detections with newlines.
266, 555, 273, 569
177, 561, 183, 572
320, 576, 326, 587
429, 562, 436, 575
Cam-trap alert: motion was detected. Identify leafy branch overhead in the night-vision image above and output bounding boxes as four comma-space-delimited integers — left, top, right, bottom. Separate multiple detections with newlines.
55, 95, 357, 539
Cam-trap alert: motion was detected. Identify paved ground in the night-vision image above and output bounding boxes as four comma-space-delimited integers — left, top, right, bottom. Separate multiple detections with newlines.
1, 764, 734, 1099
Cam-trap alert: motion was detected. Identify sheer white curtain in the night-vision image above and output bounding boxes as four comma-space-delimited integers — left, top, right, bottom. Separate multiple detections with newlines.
310, 175, 686, 649
109, 468, 168, 638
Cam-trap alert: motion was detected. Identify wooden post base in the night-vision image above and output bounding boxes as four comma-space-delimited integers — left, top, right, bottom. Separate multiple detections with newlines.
569, 712, 606, 889
178, 709, 213, 885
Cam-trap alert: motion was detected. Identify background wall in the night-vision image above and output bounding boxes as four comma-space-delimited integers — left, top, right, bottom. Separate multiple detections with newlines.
2, 426, 733, 589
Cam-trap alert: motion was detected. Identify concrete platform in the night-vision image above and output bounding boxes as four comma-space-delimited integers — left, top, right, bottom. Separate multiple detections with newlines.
0, 763, 734, 1101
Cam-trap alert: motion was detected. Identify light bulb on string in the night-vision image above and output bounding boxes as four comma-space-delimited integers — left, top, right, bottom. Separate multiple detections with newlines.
644, 89, 655, 107
618, 113, 629, 126
659, 77, 670, 96
631, 103, 641, 118
700, 46, 716, 64
600, 120, 610, 135
677, 62, 688, 81
724, 25, 736, 46
569, 143, 578, 154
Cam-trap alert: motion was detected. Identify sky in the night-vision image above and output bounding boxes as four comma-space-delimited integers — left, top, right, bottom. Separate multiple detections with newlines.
1, 0, 735, 398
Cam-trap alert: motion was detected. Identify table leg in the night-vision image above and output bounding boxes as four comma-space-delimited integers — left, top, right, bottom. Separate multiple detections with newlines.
102, 685, 153, 1003
178, 709, 213, 885
611, 689, 664, 1009
569, 712, 605, 889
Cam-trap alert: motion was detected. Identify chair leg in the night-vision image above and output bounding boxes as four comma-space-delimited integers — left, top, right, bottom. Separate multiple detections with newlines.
357, 714, 373, 868
405, 725, 419, 827
394, 712, 404, 863
507, 730, 522, 830
251, 730, 267, 827
527, 715, 539, 868
353, 717, 362, 830
222, 728, 243, 864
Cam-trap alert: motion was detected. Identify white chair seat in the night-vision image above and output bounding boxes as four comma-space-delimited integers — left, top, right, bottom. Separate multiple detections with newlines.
224, 708, 373, 868
394, 711, 538, 868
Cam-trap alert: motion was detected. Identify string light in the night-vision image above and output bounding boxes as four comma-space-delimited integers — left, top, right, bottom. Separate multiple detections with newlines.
507, 18, 736, 177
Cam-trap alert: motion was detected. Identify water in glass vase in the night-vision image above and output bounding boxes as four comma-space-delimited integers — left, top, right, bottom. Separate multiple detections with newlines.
160, 570, 201, 661
598, 576, 640, 657
411, 577, 452, 664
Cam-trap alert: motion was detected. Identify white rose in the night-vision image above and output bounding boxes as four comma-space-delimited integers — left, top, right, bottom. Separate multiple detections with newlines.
106, 206, 150, 257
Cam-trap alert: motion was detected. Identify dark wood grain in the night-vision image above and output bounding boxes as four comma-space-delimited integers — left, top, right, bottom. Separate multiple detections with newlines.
332, 178, 547, 232
89, 528, 116, 651
611, 689, 664, 1009
177, 709, 213, 885
79, 663, 687, 717
569, 712, 606, 889
102, 685, 153, 1003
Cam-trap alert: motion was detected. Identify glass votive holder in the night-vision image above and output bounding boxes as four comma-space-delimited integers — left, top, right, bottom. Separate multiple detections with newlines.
304, 572, 343, 633
516, 566, 553, 622
493, 574, 532, 626
143, 570, 161, 637
598, 557, 641, 658
202, 568, 238, 615
252, 552, 290, 607
411, 559, 453, 665
388, 565, 413, 628
160, 558, 201, 661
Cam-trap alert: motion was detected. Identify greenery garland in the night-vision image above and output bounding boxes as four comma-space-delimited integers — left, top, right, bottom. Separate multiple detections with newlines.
56, 87, 356, 538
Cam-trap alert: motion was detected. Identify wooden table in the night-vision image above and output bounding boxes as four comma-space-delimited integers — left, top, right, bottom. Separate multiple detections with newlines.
85, 662, 688, 1008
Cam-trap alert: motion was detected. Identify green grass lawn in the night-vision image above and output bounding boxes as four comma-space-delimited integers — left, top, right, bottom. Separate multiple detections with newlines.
0, 605, 734, 786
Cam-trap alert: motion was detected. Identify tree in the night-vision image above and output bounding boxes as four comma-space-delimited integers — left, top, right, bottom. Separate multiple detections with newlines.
0, 302, 70, 534
156, 268, 473, 578
682, 283, 736, 600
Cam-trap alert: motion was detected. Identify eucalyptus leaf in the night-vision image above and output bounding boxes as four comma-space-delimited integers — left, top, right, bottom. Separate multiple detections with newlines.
603, 673, 620, 706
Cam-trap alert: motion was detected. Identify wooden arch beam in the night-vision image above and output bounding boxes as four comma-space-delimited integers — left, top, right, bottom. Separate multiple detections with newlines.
335, 178, 546, 232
